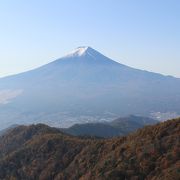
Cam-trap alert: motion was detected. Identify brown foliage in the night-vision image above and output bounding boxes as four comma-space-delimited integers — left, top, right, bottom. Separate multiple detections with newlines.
0, 118, 179, 180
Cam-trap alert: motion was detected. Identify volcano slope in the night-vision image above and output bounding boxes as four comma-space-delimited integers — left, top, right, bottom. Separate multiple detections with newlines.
1, 47, 180, 129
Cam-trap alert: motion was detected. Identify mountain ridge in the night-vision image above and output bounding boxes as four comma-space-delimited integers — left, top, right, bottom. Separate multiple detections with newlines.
62, 115, 158, 138
0, 118, 179, 179
2, 46, 176, 80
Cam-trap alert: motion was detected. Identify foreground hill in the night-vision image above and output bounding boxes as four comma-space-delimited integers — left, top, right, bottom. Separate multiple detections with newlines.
0, 118, 179, 180
62, 115, 158, 138
0, 47, 180, 129
0, 124, 19, 136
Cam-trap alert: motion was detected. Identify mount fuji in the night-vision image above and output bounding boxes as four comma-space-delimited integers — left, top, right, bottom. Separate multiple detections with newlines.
0, 47, 180, 129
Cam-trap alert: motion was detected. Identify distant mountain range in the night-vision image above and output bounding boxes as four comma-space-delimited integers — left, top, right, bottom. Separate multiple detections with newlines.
0, 115, 158, 138
62, 115, 158, 138
0, 47, 180, 129
0, 118, 179, 179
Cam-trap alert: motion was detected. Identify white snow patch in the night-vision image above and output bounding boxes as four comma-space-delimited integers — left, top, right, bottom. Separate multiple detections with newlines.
64, 47, 89, 57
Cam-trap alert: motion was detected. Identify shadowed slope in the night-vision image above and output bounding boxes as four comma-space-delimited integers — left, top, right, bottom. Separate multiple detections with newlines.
62, 115, 158, 138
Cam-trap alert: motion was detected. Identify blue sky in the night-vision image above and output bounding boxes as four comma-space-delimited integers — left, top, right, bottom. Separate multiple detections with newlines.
0, 0, 179, 77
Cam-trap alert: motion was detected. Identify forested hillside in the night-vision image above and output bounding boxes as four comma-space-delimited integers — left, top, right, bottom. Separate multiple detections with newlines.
0, 118, 179, 180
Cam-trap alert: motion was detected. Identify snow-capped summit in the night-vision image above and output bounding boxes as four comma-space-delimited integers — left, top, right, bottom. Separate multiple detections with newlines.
59, 46, 118, 65
65, 46, 90, 57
